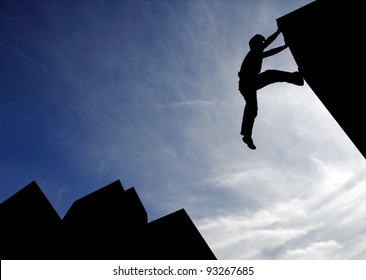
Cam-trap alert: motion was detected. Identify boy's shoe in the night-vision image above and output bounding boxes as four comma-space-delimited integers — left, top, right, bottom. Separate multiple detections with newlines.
291, 71, 304, 86
242, 137, 256, 150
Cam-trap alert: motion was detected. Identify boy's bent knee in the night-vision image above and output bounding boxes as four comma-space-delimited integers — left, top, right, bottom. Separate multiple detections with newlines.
245, 104, 258, 118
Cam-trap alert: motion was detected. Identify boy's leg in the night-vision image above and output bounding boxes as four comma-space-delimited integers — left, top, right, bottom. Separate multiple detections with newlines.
256, 70, 303, 90
241, 103, 258, 138
240, 90, 258, 150
241, 103, 257, 150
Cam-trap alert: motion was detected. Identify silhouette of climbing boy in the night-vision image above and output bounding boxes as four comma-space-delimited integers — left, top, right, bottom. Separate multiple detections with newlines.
238, 28, 304, 150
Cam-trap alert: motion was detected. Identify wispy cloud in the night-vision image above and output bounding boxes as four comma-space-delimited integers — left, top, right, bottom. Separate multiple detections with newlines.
198, 199, 317, 259
198, 163, 366, 259
165, 99, 217, 109
0, 40, 47, 70
284, 240, 343, 259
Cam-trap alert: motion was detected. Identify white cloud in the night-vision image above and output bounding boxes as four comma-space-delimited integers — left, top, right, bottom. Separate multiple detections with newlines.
168, 100, 217, 108
198, 199, 317, 259
284, 240, 343, 259
197, 163, 366, 259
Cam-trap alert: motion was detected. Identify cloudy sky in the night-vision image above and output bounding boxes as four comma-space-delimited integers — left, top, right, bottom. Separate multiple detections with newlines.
1, 0, 366, 260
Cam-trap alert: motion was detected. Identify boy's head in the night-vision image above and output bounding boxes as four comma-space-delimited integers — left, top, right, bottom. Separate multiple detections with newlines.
249, 34, 265, 50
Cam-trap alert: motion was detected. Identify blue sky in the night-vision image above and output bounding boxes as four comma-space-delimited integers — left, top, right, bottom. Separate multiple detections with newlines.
1, 0, 366, 260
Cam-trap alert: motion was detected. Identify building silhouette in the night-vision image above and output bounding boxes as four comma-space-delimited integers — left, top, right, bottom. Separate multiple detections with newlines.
0, 180, 216, 260
277, 0, 365, 159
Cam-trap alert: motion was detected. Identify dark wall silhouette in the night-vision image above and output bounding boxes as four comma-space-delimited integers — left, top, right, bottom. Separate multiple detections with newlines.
0, 181, 62, 259
277, 0, 365, 159
0, 180, 216, 260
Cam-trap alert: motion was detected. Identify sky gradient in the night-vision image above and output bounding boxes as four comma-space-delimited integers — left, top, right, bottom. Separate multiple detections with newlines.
1, 0, 366, 259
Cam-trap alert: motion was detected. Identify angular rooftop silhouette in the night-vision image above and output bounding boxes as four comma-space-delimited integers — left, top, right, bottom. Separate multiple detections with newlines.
0, 180, 216, 260
277, 0, 365, 159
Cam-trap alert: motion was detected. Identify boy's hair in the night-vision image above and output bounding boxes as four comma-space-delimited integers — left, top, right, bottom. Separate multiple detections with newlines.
249, 34, 265, 50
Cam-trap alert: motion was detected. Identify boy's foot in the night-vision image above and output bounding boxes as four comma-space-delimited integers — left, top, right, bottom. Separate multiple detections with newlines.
242, 137, 256, 150
291, 71, 304, 86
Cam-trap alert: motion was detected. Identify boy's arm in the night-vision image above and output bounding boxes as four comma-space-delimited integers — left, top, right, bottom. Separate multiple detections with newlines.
263, 44, 287, 58
263, 28, 281, 49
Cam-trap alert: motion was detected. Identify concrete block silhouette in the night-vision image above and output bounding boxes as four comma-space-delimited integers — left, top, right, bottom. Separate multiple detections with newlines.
277, 0, 365, 158
61, 180, 148, 259
0, 181, 61, 259
146, 209, 216, 260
